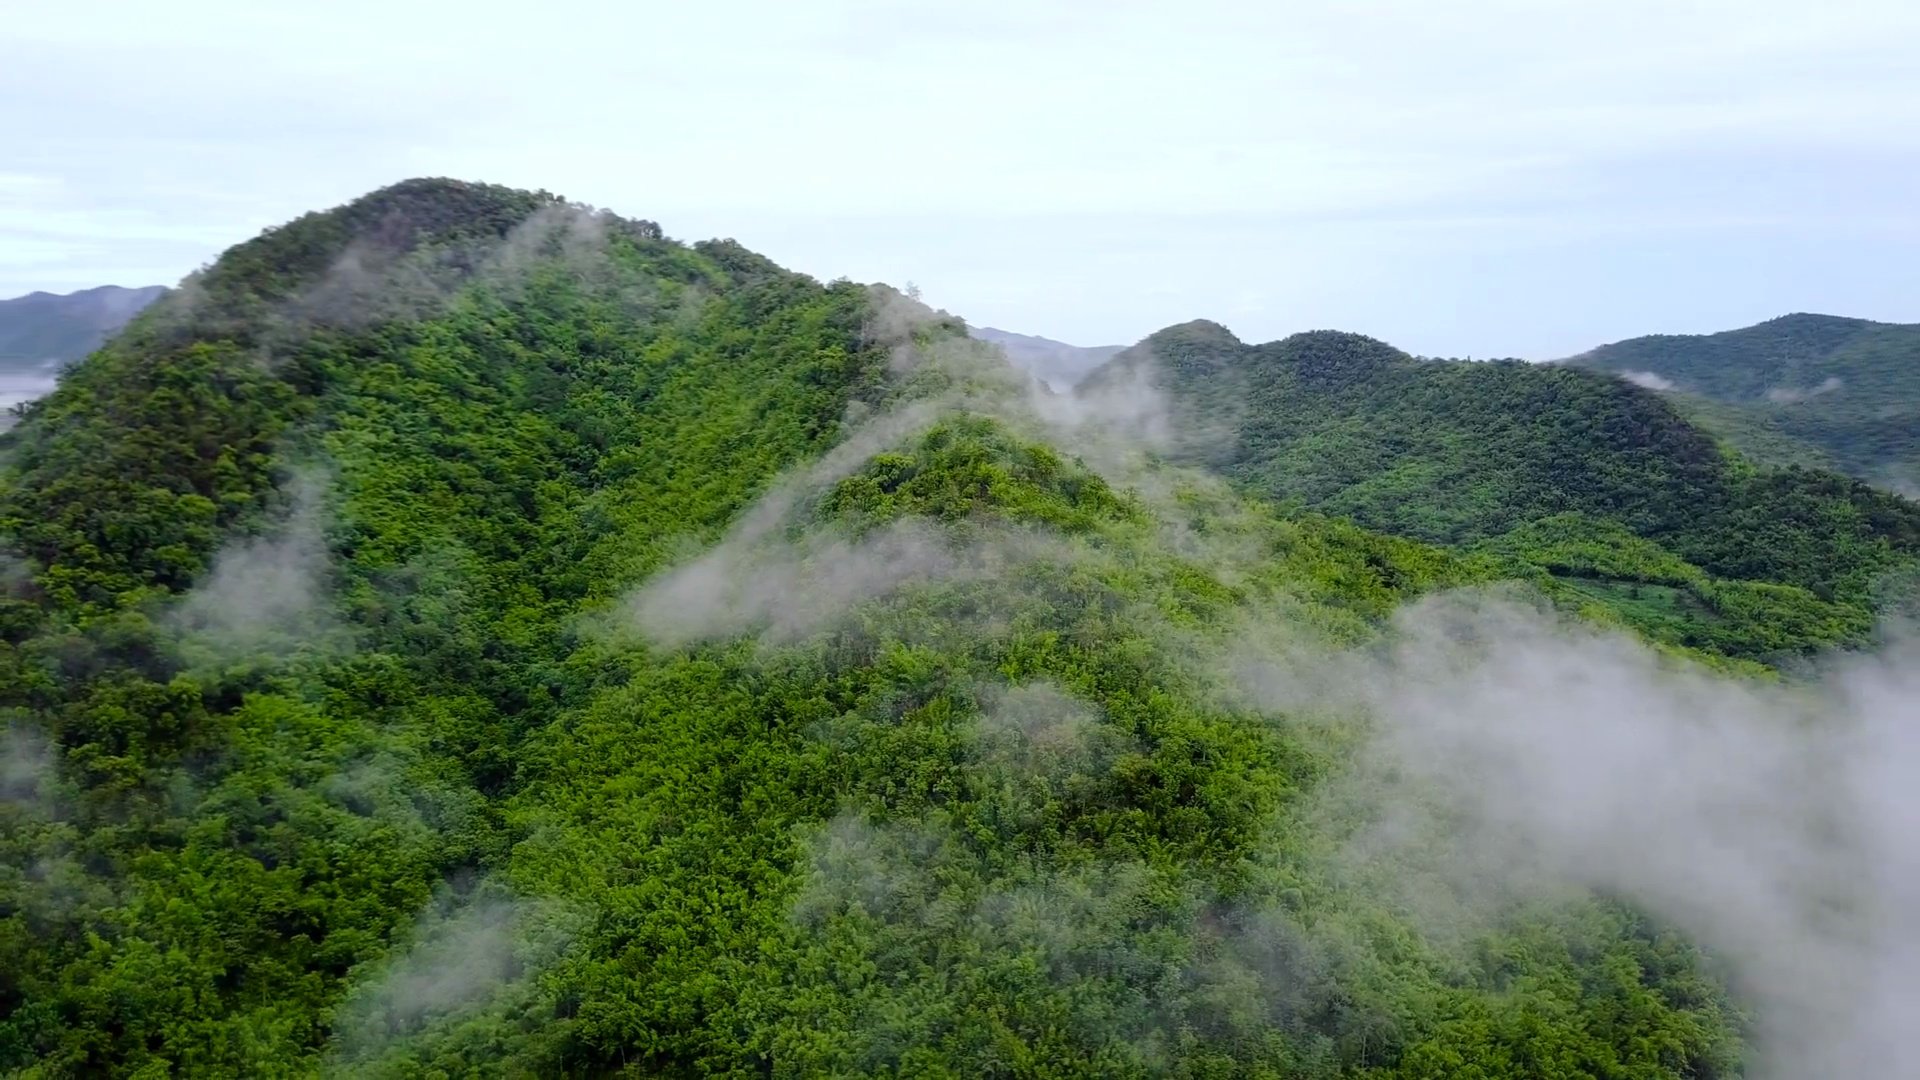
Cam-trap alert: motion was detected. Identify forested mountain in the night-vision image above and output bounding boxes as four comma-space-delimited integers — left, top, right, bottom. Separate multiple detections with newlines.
1566, 313, 1920, 493
1084, 320, 1920, 659
0, 178, 1904, 1076
970, 325, 1121, 389
0, 285, 167, 367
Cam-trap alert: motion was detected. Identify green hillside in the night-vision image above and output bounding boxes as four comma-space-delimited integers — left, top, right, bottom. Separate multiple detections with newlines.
0, 180, 1762, 1076
1086, 320, 1920, 659
1567, 313, 1920, 492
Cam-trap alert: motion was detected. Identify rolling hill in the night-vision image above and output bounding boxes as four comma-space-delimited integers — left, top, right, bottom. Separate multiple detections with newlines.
1566, 313, 1920, 493
1083, 319, 1920, 659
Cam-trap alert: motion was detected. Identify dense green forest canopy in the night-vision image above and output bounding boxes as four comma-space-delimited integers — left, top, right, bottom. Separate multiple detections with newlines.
1566, 312, 1920, 493
1083, 319, 1920, 661
2, 177, 1907, 1076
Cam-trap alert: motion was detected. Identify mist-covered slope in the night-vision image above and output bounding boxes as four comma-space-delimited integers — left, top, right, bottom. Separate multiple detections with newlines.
3, 179, 1917, 1078
1083, 320, 1920, 659
1566, 313, 1920, 493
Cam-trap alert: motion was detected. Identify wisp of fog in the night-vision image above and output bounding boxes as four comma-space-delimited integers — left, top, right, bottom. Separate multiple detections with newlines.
1238, 591, 1920, 1079
620, 286, 1920, 1077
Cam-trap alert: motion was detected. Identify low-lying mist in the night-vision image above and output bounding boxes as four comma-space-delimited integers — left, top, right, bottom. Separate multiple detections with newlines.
1271, 592, 1920, 1080
169, 469, 343, 659
621, 293, 1920, 1076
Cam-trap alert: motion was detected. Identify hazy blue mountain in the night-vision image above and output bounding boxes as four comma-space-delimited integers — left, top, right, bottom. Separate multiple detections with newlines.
0, 284, 167, 365
969, 325, 1122, 388
0, 284, 167, 410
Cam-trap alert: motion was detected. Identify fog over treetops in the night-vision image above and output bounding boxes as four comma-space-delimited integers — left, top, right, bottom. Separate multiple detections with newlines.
1, 178, 1916, 1077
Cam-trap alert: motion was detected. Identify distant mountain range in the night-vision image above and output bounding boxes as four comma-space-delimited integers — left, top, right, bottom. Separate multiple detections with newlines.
0, 285, 167, 411
968, 325, 1121, 389
0, 284, 167, 367
1566, 313, 1920, 494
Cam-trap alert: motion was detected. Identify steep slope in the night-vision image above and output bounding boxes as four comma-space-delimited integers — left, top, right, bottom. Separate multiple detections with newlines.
0, 285, 167, 367
0, 180, 1768, 1076
970, 325, 1122, 389
1567, 313, 1920, 492
1086, 321, 1920, 659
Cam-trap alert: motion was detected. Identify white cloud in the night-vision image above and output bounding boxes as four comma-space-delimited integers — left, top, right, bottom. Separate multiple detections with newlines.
5, 0, 1920, 353
1234, 590, 1920, 1077
1767, 375, 1844, 403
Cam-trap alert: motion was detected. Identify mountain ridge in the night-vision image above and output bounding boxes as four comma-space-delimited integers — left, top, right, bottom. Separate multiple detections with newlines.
1083, 317, 1920, 659
1566, 311, 1920, 492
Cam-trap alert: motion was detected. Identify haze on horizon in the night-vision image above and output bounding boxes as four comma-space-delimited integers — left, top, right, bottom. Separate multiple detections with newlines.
6, 0, 1919, 359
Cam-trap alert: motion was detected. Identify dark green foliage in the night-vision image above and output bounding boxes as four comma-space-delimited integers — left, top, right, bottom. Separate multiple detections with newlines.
1478, 514, 1868, 658
182, 178, 563, 327
1097, 321, 1920, 660
5, 339, 304, 611
1569, 312, 1920, 491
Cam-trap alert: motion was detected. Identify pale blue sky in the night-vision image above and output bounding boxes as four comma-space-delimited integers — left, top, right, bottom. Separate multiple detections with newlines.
6, 0, 1918, 357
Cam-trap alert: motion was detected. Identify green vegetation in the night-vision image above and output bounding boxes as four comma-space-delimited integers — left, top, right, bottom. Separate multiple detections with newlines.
1568, 312, 1920, 492
1094, 320, 1920, 661
0, 178, 1832, 1076
1475, 513, 1869, 658
0, 179, 899, 1073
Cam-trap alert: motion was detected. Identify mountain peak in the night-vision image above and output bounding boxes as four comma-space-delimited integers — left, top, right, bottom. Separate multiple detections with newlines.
1244, 330, 1414, 388
199, 178, 565, 298
1145, 318, 1241, 348
1756, 311, 1875, 331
